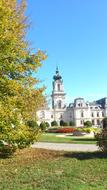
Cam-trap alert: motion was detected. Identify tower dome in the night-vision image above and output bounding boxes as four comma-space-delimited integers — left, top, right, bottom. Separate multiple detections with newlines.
53, 67, 62, 81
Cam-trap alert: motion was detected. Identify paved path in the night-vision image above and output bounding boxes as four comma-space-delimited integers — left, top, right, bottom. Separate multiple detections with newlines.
32, 142, 99, 152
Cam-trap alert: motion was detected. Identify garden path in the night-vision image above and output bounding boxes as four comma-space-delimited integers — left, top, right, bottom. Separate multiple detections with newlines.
32, 142, 99, 152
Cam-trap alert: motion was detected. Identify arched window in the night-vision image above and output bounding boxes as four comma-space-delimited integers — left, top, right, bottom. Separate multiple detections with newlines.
58, 100, 62, 109
58, 84, 60, 91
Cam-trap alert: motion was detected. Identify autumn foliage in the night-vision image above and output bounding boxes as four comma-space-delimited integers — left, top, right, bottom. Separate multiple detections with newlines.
0, 0, 46, 155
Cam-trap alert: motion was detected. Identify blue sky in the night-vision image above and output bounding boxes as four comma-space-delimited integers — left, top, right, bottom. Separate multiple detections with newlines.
26, 0, 107, 104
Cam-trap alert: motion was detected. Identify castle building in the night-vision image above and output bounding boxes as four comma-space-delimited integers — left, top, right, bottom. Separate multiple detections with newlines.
37, 68, 107, 127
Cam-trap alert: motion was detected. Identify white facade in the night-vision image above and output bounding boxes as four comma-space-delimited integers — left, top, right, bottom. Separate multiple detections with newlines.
37, 68, 107, 127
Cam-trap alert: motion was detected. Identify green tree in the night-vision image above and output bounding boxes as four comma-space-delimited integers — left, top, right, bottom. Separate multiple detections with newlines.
0, 0, 47, 155
45, 122, 50, 128
39, 122, 47, 131
60, 120, 65, 126
102, 117, 107, 129
51, 121, 58, 126
95, 118, 107, 153
84, 121, 92, 128
69, 121, 75, 126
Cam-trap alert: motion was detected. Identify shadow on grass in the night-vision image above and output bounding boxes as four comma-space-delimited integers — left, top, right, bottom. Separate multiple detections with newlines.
0, 153, 12, 159
71, 138, 96, 142
64, 151, 107, 160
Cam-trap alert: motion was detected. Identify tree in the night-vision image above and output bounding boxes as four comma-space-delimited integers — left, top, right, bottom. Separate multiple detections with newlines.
27, 120, 38, 128
45, 122, 50, 128
60, 120, 65, 126
69, 121, 75, 126
95, 118, 107, 153
102, 117, 107, 129
39, 122, 47, 131
51, 121, 58, 126
60, 120, 68, 126
84, 121, 92, 128
0, 0, 47, 155
63, 122, 68, 126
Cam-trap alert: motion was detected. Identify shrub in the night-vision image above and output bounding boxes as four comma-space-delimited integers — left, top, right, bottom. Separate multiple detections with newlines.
84, 121, 92, 128
45, 122, 50, 128
95, 118, 107, 152
51, 121, 58, 126
27, 120, 38, 128
69, 121, 75, 126
95, 129, 107, 153
0, 124, 41, 153
0, 142, 16, 157
83, 128, 91, 133
75, 127, 83, 132
39, 122, 47, 131
102, 117, 107, 129
60, 120, 65, 126
63, 122, 68, 126
60, 120, 68, 126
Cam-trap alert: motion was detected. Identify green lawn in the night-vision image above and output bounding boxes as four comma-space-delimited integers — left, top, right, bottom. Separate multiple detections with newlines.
39, 133, 96, 144
0, 148, 107, 190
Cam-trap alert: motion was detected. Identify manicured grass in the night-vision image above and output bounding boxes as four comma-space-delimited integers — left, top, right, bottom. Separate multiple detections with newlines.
39, 133, 96, 144
0, 148, 107, 190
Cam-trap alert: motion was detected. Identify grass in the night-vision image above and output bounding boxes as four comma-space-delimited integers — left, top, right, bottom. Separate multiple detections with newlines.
0, 148, 107, 190
39, 133, 96, 144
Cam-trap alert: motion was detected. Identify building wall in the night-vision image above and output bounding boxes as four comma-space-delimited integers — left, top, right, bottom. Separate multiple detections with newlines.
37, 69, 106, 127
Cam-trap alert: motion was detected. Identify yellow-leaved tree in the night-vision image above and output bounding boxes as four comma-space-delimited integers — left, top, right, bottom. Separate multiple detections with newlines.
0, 0, 47, 155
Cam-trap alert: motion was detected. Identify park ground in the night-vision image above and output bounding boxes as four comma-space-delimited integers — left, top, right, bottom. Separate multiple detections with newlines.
0, 148, 107, 190
39, 132, 96, 144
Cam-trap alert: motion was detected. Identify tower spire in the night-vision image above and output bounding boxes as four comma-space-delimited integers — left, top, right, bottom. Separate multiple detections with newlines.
56, 66, 59, 74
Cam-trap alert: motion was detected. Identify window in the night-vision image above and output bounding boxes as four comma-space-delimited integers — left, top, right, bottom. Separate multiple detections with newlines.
102, 112, 104, 117
97, 112, 99, 117
60, 114, 63, 119
80, 120, 84, 125
70, 114, 72, 118
91, 112, 94, 117
51, 115, 53, 118
58, 84, 60, 91
97, 120, 100, 125
40, 111, 45, 119
81, 112, 84, 117
58, 100, 62, 109
92, 120, 95, 125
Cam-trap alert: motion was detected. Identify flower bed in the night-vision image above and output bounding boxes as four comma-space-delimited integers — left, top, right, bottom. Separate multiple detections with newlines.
47, 127, 76, 133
